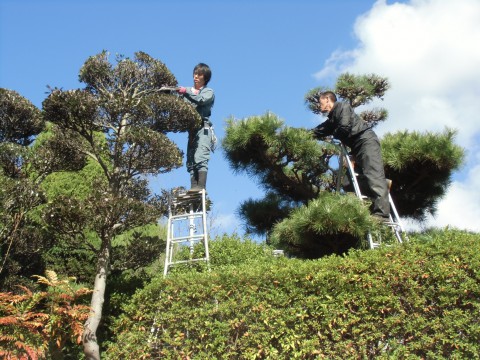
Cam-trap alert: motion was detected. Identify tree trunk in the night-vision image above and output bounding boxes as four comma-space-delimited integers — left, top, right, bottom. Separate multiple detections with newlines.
82, 237, 111, 360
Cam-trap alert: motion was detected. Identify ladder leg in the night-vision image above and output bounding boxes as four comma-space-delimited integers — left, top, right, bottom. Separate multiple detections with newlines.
201, 190, 210, 268
340, 144, 377, 249
336, 141, 408, 249
188, 203, 196, 257
164, 198, 173, 277
388, 193, 408, 243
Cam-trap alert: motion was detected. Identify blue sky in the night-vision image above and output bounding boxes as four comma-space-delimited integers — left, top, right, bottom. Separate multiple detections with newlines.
2, 0, 480, 237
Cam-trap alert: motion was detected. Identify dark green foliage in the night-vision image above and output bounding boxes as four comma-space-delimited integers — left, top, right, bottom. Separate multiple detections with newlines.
0, 89, 49, 290
0, 177, 50, 290
270, 192, 376, 258
223, 113, 331, 202
40, 156, 104, 200
223, 72, 465, 258
111, 224, 167, 274
116, 126, 182, 175
238, 192, 294, 239
42, 177, 164, 244
222, 111, 382, 256
382, 128, 464, 220
32, 126, 88, 174
304, 74, 389, 123
0, 88, 45, 180
207, 233, 275, 268
42, 234, 98, 285
335, 72, 390, 107
0, 88, 44, 146
106, 230, 480, 359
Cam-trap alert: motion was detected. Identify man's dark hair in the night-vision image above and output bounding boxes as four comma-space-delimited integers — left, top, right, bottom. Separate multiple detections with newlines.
193, 63, 212, 85
319, 91, 337, 103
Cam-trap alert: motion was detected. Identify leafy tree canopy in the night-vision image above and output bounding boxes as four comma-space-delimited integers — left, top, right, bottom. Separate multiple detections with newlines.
40, 51, 202, 358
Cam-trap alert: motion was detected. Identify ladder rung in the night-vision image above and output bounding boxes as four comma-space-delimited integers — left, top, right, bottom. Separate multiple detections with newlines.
169, 235, 206, 243
170, 213, 204, 221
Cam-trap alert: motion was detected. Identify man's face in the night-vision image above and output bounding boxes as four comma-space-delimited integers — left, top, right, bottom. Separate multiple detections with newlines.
318, 97, 332, 114
193, 72, 206, 89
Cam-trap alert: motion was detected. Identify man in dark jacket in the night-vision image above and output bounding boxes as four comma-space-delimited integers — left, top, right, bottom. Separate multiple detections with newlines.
312, 91, 390, 219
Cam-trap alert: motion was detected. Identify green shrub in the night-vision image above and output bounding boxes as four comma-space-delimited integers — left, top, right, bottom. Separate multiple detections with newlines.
270, 192, 377, 258
105, 230, 480, 359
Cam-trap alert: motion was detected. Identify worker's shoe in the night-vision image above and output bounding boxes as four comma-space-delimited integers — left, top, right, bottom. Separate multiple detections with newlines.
189, 174, 201, 191
372, 214, 390, 224
188, 172, 207, 193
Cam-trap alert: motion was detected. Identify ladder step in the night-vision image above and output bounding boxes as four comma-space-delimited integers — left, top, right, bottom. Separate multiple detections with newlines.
169, 235, 206, 243
170, 213, 204, 221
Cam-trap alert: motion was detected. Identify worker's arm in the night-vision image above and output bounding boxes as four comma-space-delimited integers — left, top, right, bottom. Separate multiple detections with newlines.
312, 119, 333, 140
183, 87, 214, 107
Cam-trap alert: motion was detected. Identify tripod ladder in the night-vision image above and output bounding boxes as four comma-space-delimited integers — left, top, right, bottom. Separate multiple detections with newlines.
163, 189, 210, 276
335, 141, 408, 249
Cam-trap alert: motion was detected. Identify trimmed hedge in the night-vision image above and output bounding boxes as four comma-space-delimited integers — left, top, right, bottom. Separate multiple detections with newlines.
106, 230, 480, 359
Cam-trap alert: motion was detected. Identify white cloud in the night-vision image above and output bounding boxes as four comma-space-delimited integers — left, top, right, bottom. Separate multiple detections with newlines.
406, 164, 480, 232
432, 178, 480, 232
316, 0, 480, 232
208, 211, 242, 237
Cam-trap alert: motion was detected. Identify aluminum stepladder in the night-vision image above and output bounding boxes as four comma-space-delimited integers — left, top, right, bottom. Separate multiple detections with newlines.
334, 140, 408, 249
163, 189, 210, 276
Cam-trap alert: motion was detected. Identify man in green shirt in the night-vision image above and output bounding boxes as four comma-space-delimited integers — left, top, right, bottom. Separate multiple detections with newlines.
177, 63, 216, 191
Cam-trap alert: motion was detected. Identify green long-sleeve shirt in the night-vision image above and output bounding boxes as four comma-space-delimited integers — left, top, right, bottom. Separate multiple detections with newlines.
183, 86, 215, 124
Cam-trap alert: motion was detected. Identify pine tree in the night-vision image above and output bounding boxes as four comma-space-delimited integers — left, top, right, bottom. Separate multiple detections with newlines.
223, 73, 464, 258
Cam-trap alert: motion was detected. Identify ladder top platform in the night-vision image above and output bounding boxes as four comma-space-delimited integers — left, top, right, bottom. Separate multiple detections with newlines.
171, 189, 206, 208
174, 189, 204, 199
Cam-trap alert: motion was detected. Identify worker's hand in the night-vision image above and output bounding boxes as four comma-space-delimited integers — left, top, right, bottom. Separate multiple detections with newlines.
178, 87, 187, 94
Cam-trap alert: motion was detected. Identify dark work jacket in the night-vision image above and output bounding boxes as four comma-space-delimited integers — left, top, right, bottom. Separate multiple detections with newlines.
312, 101, 370, 148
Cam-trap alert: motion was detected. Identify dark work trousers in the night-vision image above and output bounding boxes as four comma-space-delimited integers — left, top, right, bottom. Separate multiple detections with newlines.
350, 130, 390, 218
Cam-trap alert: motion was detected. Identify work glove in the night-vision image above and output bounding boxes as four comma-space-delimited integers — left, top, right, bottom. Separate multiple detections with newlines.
178, 87, 187, 94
